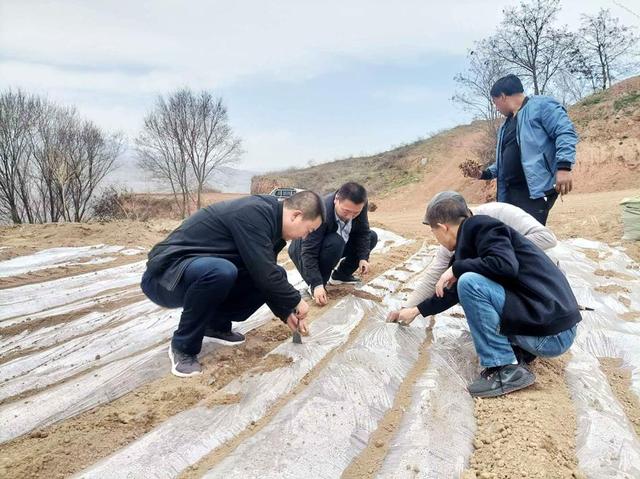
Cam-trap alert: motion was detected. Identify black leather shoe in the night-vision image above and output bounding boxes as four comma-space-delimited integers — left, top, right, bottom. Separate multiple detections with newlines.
468, 364, 536, 398
204, 329, 246, 345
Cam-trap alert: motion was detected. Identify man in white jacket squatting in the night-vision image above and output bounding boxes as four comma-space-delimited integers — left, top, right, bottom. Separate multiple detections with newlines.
387, 198, 557, 340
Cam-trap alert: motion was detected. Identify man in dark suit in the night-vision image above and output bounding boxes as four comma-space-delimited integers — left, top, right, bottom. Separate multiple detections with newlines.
141, 191, 325, 377
288, 182, 377, 306
390, 191, 581, 398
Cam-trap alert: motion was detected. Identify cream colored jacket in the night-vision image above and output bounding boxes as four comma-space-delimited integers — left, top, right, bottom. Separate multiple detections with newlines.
404, 202, 557, 307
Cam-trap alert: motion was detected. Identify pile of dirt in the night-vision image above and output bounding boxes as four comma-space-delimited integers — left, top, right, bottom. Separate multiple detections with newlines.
463, 357, 581, 479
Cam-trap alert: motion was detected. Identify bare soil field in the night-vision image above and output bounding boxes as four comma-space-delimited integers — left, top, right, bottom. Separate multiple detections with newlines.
1, 188, 639, 478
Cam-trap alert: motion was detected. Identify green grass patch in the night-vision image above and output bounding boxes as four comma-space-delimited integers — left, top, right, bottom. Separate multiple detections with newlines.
580, 92, 604, 106
614, 91, 640, 112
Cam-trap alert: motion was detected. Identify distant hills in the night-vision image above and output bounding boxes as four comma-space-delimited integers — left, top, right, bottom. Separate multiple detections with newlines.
104, 152, 257, 194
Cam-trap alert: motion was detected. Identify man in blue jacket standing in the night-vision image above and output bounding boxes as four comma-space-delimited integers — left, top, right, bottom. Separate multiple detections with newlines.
477, 74, 578, 225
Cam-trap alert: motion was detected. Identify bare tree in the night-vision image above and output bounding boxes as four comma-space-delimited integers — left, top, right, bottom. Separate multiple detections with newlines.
487, 0, 575, 95
453, 40, 508, 156
137, 89, 242, 216
64, 121, 122, 222
137, 96, 192, 217
0, 90, 42, 223
578, 9, 639, 90
0, 89, 120, 224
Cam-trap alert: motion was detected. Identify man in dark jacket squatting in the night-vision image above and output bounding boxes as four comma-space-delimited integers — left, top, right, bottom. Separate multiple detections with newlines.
141, 191, 325, 377
389, 191, 581, 397
288, 182, 378, 306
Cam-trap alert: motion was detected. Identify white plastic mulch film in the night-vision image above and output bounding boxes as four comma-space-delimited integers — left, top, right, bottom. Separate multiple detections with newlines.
371, 227, 413, 254
202, 303, 428, 479
77, 246, 435, 479
621, 196, 640, 241
75, 296, 371, 479
547, 239, 640, 478
0, 260, 146, 323
0, 244, 145, 278
0, 249, 308, 444
377, 309, 478, 478
0, 305, 274, 444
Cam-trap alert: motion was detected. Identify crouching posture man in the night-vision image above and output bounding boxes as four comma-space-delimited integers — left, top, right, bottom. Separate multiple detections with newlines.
141, 191, 324, 377
288, 182, 377, 306
392, 192, 580, 397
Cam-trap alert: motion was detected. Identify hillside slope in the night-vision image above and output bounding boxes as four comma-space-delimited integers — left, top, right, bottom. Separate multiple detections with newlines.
252, 76, 640, 204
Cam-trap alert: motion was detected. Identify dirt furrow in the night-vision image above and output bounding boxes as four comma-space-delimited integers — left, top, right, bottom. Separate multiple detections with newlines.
341, 327, 433, 478
462, 356, 582, 479
178, 300, 377, 479
599, 357, 640, 437
0, 254, 145, 290
0, 245, 418, 478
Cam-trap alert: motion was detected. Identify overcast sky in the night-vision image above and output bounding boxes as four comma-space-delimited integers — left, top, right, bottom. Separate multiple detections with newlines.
1, 0, 638, 172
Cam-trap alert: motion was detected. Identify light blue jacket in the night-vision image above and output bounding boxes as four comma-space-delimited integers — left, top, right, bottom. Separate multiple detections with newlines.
485, 96, 579, 201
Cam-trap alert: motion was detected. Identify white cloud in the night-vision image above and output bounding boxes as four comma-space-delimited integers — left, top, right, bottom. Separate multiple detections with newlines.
1, 0, 637, 172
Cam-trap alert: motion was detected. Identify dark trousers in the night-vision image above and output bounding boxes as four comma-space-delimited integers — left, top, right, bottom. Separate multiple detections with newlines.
140, 257, 266, 355
290, 230, 378, 286
505, 186, 558, 226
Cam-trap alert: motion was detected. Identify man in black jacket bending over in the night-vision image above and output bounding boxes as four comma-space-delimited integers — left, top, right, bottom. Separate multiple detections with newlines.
141, 191, 324, 377
392, 191, 580, 397
288, 182, 378, 306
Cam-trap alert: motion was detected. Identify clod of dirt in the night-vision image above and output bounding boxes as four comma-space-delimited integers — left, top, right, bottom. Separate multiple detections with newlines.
621, 311, 640, 322
205, 392, 243, 408
593, 269, 635, 281
594, 284, 630, 294
249, 353, 293, 375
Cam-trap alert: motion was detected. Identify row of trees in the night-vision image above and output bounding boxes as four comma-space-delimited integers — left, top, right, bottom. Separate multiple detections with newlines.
453, 0, 639, 163
0, 87, 243, 224
0, 90, 122, 224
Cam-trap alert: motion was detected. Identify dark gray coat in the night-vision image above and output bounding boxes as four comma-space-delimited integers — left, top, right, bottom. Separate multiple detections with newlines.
145, 195, 300, 320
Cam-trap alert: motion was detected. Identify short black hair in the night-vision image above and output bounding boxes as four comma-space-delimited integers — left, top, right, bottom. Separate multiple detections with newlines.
336, 182, 367, 204
490, 74, 524, 97
284, 190, 326, 222
424, 191, 471, 227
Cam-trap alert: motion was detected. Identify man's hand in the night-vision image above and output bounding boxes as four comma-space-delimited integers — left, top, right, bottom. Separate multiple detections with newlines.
555, 170, 573, 196
286, 313, 309, 335
435, 267, 457, 298
387, 307, 420, 326
358, 259, 370, 276
313, 285, 328, 306
295, 298, 310, 320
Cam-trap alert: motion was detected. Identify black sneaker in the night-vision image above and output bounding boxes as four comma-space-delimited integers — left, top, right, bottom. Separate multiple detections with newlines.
512, 345, 537, 365
468, 364, 536, 398
328, 270, 360, 285
168, 346, 202, 378
204, 329, 246, 345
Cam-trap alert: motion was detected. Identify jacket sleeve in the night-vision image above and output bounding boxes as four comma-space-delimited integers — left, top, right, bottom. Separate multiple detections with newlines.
404, 246, 453, 307
481, 163, 497, 180
227, 216, 301, 320
540, 99, 578, 169
299, 223, 328, 289
353, 205, 372, 261
452, 222, 520, 281
477, 203, 557, 251
416, 287, 459, 317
